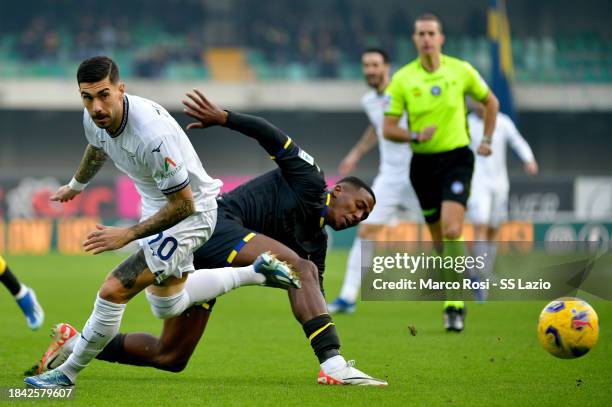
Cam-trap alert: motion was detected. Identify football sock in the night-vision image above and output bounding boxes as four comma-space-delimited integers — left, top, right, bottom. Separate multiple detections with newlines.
484, 241, 497, 278
58, 294, 126, 382
14, 284, 28, 300
184, 266, 264, 305
338, 237, 362, 303
443, 300, 465, 310
0, 260, 23, 296
302, 314, 341, 364
443, 236, 466, 309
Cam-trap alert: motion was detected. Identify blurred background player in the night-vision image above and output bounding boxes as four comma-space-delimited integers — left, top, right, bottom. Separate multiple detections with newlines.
0, 254, 44, 330
467, 102, 538, 300
327, 48, 418, 314
383, 14, 499, 331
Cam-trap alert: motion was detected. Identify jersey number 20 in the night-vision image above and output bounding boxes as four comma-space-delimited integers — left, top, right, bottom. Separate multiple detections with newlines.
147, 233, 178, 260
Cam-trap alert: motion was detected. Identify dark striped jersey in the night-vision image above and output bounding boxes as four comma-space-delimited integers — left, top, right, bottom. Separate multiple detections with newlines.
218, 112, 329, 274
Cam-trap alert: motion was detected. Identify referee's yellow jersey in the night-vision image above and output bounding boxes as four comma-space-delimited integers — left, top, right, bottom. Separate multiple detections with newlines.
385, 54, 489, 154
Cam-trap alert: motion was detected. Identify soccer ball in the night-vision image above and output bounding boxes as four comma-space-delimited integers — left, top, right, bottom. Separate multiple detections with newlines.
537, 297, 599, 359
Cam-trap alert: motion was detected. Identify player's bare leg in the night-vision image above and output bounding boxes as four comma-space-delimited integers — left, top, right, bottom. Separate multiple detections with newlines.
99, 235, 319, 370
95, 304, 212, 372
487, 226, 499, 241
93, 235, 315, 372
232, 234, 386, 385
33, 235, 385, 385
233, 235, 325, 323
440, 201, 465, 240
473, 224, 488, 241
32, 247, 297, 375
424, 220, 443, 253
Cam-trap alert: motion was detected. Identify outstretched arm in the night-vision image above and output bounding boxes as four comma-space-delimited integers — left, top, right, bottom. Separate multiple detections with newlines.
183, 89, 293, 156
50, 144, 107, 202
338, 125, 377, 176
183, 90, 326, 199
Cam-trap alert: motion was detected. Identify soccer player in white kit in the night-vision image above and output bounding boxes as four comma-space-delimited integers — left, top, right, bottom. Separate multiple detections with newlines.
328, 49, 419, 313
467, 102, 538, 296
25, 56, 297, 388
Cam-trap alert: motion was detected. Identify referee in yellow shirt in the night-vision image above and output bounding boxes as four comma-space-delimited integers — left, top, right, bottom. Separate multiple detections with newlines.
384, 14, 499, 331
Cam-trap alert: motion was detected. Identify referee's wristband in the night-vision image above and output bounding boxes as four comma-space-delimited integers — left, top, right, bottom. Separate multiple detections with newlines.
411, 132, 420, 143
68, 177, 88, 191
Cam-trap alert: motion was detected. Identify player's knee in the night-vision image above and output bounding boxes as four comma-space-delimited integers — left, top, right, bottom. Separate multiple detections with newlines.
293, 259, 319, 287
99, 279, 131, 303
442, 224, 463, 240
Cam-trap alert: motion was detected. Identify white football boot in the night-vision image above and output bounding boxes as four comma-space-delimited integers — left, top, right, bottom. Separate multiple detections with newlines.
318, 360, 388, 386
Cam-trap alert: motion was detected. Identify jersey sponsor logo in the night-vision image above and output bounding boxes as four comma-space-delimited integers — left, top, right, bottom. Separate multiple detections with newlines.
431, 85, 442, 96
152, 141, 163, 153
298, 149, 315, 165
158, 157, 183, 179
451, 180, 464, 195
164, 157, 177, 171
412, 87, 422, 97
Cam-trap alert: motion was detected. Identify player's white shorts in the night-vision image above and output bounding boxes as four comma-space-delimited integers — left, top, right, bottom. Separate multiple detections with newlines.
467, 183, 508, 227
139, 209, 217, 283
363, 174, 420, 225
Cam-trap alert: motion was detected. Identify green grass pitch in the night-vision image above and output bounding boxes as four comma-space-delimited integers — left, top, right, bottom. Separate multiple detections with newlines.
1, 252, 610, 406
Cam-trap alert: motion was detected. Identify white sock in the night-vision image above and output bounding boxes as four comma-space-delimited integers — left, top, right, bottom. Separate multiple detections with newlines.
321, 355, 347, 374
339, 237, 372, 303
484, 241, 498, 279
14, 284, 27, 299
185, 265, 264, 305
58, 294, 126, 382
471, 240, 488, 279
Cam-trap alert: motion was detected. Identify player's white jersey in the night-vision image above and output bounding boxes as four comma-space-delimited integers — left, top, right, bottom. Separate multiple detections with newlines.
83, 94, 222, 219
361, 90, 411, 177
468, 112, 534, 190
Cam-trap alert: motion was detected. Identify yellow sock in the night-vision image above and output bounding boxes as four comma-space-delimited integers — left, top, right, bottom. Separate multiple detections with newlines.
444, 300, 465, 310
442, 236, 465, 309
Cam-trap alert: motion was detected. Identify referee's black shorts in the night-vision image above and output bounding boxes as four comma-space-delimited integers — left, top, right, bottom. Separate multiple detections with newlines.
409, 146, 474, 224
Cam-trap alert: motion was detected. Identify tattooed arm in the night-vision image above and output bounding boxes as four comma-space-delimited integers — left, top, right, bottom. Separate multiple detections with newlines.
50, 144, 108, 202
128, 185, 195, 240
74, 144, 108, 183
83, 185, 195, 254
